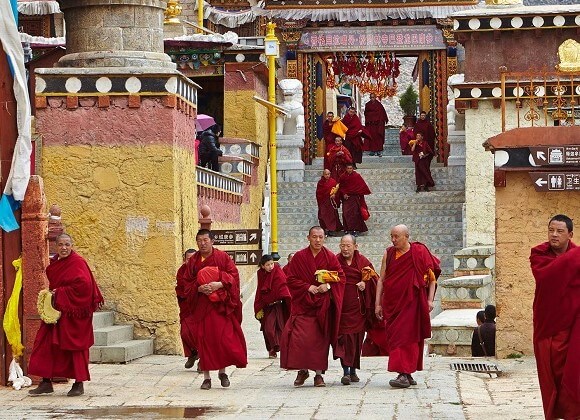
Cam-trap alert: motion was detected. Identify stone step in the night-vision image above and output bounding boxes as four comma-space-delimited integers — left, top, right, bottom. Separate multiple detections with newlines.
279, 190, 465, 200
279, 206, 464, 215
430, 309, 480, 357
92, 311, 115, 329
90, 339, 155, 364
94, 324, 135, 346
278, 197, 465, 207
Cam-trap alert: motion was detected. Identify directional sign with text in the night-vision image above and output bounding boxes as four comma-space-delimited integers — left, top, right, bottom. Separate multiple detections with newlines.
225, 250, 263, 266
530, 146, 580, 166
529, 172, 580, 192
212, 229, 262, 245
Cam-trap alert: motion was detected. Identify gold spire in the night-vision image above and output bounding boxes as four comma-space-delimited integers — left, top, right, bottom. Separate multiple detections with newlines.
556, 39, 580, 73
164, 0, 182, 25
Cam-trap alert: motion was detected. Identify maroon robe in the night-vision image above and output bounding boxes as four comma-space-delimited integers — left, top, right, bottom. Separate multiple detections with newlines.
316, 176, 343, 232
338, 171, 371, 233
322, 120, 336, 169
28, 251, 104, 381
326, 144, 353, 182
183, 248, 247, 371
254, 264, 292, 353
399, 128, 414, 155
382, 243, 440, 374
333, 251, 375, 369
412, 141, 435, 188
280, 246, 345, 371
364, 99, 388, 152
342, 113, 367, 164
176, 262, 197, 357
530, 241, 580, 420
413, 118, 436, 155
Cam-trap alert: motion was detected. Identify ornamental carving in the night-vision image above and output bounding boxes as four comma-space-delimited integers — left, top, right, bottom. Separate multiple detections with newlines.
556, 39, 580, 73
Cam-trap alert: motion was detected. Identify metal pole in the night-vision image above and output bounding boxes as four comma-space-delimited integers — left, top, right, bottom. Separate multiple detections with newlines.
265, 22, 280, 261
197, 0, 204, 34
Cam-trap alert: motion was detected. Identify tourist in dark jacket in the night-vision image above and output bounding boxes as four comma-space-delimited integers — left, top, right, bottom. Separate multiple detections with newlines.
199, 124, 223, 172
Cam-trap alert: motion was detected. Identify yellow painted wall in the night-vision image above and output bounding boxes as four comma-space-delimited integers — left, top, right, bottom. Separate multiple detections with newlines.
42, 144, 197, 354
495, 171, 580, 357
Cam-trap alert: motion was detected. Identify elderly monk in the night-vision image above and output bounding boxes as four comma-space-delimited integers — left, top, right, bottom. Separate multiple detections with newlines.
342, 107, 367, 165
333, 234, 376, 385
530, 214, 580, 420
316, 169, 343, 236
335, 163, 371, 236
413, 111, 436, 156
183, 229, 247, 390
28, 234, 104, 397
323, 111, 337, 169
175, 248, 198, 369
411, 132, 435, 192
364, 93, 388, 156
280, 226, 345, 387
375, 225, 440, 388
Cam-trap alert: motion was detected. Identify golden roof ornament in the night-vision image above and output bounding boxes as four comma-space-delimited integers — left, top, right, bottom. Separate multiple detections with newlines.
556, 39, 580, 73
164, 0, 182, 24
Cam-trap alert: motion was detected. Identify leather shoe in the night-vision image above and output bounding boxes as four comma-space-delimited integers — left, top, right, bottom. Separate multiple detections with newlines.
293, 370, 309, 387
350, 373, 360, 383
313, 375, 326, 387
28, 380, 53, 395
406, 374, 417, 386
218, 373, 230, 388
341, 375, 351, 385
67, 382, 84, 397
389, 373, 410, 388
268, 350, 277, 359
200, 379, 211, 390
184, 352, 198, 369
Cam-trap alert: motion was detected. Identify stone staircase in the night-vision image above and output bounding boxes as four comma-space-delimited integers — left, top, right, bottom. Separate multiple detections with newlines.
277, 129, 466, 277
90, 311, 154, 363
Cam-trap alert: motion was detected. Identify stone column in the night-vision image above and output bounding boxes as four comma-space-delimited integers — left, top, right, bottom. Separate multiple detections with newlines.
21, 176, 49, 373
57, 0, 174, 70
34, 1, 198, 354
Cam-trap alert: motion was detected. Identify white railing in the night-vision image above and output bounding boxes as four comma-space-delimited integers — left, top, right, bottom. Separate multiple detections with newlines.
196, 166, 244, 198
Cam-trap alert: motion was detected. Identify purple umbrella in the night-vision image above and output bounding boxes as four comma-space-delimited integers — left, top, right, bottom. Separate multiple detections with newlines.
196, 114, 216, 132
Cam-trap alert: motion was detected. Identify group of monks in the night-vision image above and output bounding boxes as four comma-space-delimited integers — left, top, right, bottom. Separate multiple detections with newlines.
24, 216, 579, 418
316, 165, 371, 237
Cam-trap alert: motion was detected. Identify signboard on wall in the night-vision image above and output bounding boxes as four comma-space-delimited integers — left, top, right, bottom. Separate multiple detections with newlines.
529, 172, 580, 192
298, 26, 446, 52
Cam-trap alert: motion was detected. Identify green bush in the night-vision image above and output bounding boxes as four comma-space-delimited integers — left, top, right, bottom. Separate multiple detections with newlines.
399, 84, 418, 116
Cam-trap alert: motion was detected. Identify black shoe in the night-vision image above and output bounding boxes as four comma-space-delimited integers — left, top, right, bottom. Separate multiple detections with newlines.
185, 352, 198, 369
424, 186, 430, 192
29, 380, 53, 395
67, 382, 84, 397
218, 373, 230, 388
369, 152, 376, 156
376, 152, 382, 157
341, 375, 351, 385
389, 373, 410, 388
200, 379, 211, 390
406, 374, 417, 386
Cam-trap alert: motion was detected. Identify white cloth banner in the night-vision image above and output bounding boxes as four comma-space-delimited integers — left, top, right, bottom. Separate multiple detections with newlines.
17, 0, 60, 15
0, 0, 32, 201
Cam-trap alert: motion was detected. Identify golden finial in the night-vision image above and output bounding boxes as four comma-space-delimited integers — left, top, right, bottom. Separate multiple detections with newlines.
484, 0, 522, 6
164, 0, 182, 24
556, 39, 580, 73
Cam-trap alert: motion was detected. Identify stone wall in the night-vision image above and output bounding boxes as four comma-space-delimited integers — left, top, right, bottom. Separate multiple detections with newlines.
38, 96, 197, 354
495, 171, 580, 357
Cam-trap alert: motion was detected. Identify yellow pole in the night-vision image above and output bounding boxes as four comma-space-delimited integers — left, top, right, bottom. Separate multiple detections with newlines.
197, 0, 204, 34
265, 22, 280, 261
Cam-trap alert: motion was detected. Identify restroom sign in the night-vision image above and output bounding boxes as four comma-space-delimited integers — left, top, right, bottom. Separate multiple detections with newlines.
529, 172, 580, 192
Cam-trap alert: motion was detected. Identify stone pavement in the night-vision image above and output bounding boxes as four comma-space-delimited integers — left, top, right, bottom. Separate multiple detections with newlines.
1, 292, 544, 420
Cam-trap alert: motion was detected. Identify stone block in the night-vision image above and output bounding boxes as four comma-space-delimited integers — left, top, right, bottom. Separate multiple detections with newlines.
66, 96, 79, 109
162, 95, 177, 108
92, 311, 115, 329
93, 325, 134, 346
121, 27, 154, 52
103, 6, 136, 28
98, 95, 110, 108
128, 94, 141, 108
35, 96, 47, 109
90, 339, 154, 363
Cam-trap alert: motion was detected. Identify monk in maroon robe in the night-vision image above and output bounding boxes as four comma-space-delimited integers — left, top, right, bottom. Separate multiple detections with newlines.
336, 163, 371, 235
342, 107, 367, 164
28, 234, 104, 397
175, 248, 198, 369
364, 93, 388, 156
333, 234, 376, 385
326, 137, 353, 182
183, 229, 247, 390
411, 133, 435, 192
282, 253, 294, 276
316, 169, 343, 235
413, 111, 436, 157
375, 225, 439, 388
254, 255, 292, 359
322, 112, 337, 169
399, 124, 414, 155
530, 214, 580, 420
280, 226, 345, 387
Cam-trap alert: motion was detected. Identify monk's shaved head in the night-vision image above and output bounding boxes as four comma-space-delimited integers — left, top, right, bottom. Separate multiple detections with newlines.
390, 224, 410, 252
391, 224, 410, 236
